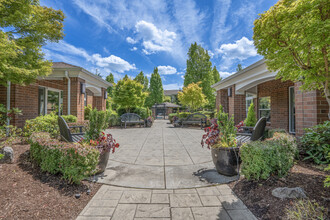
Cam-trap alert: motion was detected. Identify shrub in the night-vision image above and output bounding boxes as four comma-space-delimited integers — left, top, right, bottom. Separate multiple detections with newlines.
240, 132, 297, 180
325, 153, 330, 188
84, 104, 93, 120
29, 132, 99, 184
85, 109, 110, 141
24, 113, 77, 138
301, 121, 330, 165
244, 103, 257, 127
168, 113, 178, 123
108, 111, 120, 127
178, 112, 191, 119
285, 199, 328, 220
264, 128, 287, 139
0, 104, 22, 126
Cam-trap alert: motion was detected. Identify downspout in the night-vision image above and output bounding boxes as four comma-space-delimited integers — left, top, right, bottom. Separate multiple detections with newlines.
6, 81, 10, 136
65, 71, 71, 115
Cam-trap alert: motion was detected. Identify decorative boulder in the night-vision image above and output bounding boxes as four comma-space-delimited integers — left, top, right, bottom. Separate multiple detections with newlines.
0, 146, 14, 164
272, 187, 307, 199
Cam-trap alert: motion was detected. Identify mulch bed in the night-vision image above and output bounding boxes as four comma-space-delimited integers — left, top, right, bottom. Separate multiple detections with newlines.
229, 161, 330, 220
0, 142, 101, 220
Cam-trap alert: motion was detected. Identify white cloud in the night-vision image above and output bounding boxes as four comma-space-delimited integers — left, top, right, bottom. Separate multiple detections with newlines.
217, 37, 257, 60
208, 50, 215, 58
130, 47, 138, 51
163, 83, 182, 90
45, 40, 136, 74
135, 20, 177, 54
158, 65, 177, 75
126, 37, 137, 44
219, 71, 235, 78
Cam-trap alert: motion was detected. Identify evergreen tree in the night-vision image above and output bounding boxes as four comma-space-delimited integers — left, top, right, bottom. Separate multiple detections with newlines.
134, 71, 149, 91
212, 66, 221, 83
105, 73, 114, 96
184, 42, 215, 107
236, 64, 243, 72
146, 67, 163, 107
244, 103, 257, 126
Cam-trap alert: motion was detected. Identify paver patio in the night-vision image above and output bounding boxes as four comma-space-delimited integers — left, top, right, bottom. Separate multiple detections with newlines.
77, 120, 256, 219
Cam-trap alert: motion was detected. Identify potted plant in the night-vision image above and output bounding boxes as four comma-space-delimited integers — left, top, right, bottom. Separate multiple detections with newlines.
201, 105, 240, 176
90, 132, 119, 174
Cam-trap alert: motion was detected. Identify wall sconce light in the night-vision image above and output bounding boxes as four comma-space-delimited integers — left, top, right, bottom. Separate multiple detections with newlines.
81, 82, 86, 94
104, 90, 107, 99
228, 87, 232, 97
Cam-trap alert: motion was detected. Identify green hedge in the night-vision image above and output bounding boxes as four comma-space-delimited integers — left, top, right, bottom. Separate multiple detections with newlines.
117, 107, 151, 119
240, 132, 297, 180
24, 113, 77, 138
29, 132, 99, 184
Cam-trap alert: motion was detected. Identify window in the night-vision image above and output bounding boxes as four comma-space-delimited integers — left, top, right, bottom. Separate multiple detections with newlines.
84, 93, 87, 107
38, 87, 63, 116
245, 93, 254, 116
289, 87, 295, 133
259, 96, 271, 122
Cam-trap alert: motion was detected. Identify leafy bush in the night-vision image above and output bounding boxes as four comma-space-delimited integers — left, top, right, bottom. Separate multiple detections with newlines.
178, 112, 191, 119
168, 113, 178, 123
29, 132, 99, 184
325, 153, 330, 188
240, 132, 297, 180
244, 103, 257, 126
85, 109, 110, 140
24, 113, 77, 138
0, 104, 22, 126
108, 111, 120, 127
117, 106, 151, 119
301, 121, 330, 164
285, 199, 328, 220
84, 104, 93, 120
264, 128, 287, 139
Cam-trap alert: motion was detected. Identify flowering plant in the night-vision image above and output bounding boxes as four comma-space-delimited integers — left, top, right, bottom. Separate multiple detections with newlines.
235, 121, 245, 132
201, 119, 219, 149
89, 132, 119, 154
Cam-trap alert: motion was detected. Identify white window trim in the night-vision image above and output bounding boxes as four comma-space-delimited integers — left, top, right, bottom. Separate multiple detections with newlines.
39, 86, 63, 116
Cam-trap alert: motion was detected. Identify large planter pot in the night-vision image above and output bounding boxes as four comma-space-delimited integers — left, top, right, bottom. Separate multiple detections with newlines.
211, 147, 241, 176
96, 151, 110, 174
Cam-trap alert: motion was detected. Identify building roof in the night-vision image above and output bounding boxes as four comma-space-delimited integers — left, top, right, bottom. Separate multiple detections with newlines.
164, 90, 180, 96
152, 102, 181, 108
51, 62, 112, 88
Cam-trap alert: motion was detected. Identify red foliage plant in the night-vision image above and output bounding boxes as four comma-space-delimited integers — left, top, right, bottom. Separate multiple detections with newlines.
201, 119, 220, 149
89, 132, 119, 154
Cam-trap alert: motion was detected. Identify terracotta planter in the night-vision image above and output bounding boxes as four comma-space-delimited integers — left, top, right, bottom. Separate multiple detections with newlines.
211, 147, 240, 176
96, 151, 110, 174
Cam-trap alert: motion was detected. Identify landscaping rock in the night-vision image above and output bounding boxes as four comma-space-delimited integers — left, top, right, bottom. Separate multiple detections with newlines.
0, 146, 14, 164
272, 187, 307, 199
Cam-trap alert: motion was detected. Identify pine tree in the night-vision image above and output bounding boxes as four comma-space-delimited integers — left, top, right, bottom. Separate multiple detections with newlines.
184, 42, 215, 107
212, 66, 221, 83
146, 67, 163, 107
134, 71, 149, 91
244, 103, 257, 126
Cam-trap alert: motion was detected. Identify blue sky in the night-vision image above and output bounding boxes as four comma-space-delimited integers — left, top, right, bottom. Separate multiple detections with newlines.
41, 0, 278, 90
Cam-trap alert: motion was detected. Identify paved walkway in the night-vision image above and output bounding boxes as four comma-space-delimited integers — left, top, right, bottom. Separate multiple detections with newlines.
96, 120, 237, 189
77, 120, 256, 220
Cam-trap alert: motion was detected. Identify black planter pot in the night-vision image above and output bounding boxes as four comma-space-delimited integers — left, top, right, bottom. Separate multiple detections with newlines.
96, 151, 110, 174
211, 147, 241, 176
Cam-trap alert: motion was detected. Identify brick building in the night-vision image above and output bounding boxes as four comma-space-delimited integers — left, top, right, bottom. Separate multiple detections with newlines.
0, 62, 111, 128
212, 59, 328, 137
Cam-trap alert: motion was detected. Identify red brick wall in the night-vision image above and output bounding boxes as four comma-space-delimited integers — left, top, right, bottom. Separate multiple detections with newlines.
295, 82, 329, 136
227, 85, 246, 124
216, 89, 229, 113
93, 88, 106, 111
69, 77, 85, 122
86, 89, 94, 107
257, 79, 294, 131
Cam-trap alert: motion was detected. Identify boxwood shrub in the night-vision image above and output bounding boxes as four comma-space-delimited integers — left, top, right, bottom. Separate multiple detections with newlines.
29, 132, 99, 184
240, 132, 297, 180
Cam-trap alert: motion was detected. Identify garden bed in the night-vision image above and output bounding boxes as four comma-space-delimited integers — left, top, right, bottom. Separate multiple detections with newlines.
229, 161, 330, 219
0, 143, 101, 219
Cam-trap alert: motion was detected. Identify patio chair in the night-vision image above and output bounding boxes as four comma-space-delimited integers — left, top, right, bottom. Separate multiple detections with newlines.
58, 116, 85, 143
236, 117, 267, 146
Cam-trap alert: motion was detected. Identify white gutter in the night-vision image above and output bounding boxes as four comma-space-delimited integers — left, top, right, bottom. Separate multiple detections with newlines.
6, 81, 10, 136
65, 71, 71, 115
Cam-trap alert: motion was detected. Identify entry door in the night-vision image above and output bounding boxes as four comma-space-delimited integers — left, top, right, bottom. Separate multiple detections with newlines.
289, 87, 295, 133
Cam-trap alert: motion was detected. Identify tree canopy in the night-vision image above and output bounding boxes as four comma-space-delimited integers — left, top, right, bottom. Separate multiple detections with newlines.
146, 67, 163, 107
178, 82, 207, 111
112, 78, 147, 112
212, 66, 221, 83
0, 0, 65, 86
134, 71, 149, 91
253, 0, 330, 118
184, 42, 215, 107
236, 64, 243, 72
105, 72, 114, 96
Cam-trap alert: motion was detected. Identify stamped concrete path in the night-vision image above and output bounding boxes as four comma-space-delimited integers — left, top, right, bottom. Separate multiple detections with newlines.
77, 120, 256, 220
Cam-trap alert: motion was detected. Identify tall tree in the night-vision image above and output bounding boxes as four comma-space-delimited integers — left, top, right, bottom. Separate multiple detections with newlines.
178, 82, 207, 111
105, 73, 114, 96
236, 64, 243, 72
146, 67, 163, 107
134, 71, 149, 91
0, 0, 64, 86
112, 78, 147, 112
184, 42, 215, 107
253, 0, 330, 118
212, 66, 221, 83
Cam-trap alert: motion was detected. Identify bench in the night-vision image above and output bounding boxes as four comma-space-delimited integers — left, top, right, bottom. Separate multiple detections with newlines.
58, 116, 85, 143
120, 113, 145, 129
236, 117, 267, 146
174, 113, 207, 129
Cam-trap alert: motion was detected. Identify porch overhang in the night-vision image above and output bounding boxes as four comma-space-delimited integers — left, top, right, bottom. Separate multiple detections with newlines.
212, 59, 278, 94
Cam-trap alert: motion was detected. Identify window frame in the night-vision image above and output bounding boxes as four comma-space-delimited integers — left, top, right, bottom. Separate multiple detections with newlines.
38, 86, 63, 116
258, 96, 271, 122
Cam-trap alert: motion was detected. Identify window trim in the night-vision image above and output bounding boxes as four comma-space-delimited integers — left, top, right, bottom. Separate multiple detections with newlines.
258, 96, 271, 121
38, 86, 63, 116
